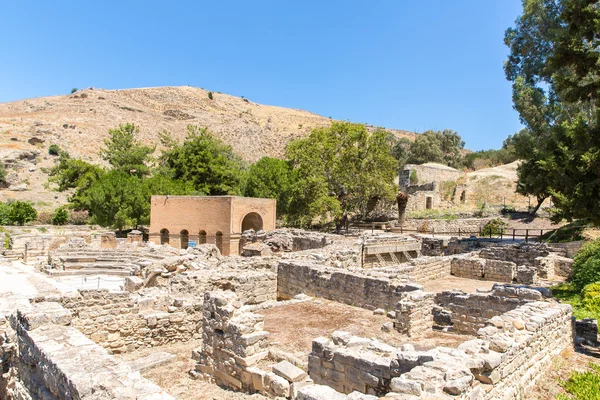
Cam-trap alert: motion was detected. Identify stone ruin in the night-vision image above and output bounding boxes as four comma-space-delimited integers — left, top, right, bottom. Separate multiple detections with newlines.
0, 227, 592, 400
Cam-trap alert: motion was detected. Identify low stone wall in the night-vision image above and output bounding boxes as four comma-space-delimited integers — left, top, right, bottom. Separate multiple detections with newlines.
371, 256, 452, 283
451, 256, 518, 283
434, 285, 547, 335
401, 218, 492, 234
307, 301, 572, 399
35, 289, 203, 354
547, 241, 585, 258
277, 261, 421, 311
1, 301, 173, 399
395, 290, 435, 337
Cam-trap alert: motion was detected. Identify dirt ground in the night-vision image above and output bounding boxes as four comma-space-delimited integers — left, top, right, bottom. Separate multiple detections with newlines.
524, 347, 600, 400
261, 299, 471, 355
116, 340, 267, 400
422, 276, 496, 293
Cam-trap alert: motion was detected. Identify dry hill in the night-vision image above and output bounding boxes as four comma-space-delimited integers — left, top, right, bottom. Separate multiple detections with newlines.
0, 86, 417, 208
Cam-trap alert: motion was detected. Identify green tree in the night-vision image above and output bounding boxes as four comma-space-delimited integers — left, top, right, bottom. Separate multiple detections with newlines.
244, 157, 296, 218
100, 123, 155, 178
407, 130, 465, 168
505, 0, 600, 223
49, 153, 105, 192
51, 207, 69, 225
143, 174, 197, 197
7, 201, 37, 226
159, 126, 245, 195
286, 122, 397, 229
84, 170, 149, 232
391, 138, 412, 168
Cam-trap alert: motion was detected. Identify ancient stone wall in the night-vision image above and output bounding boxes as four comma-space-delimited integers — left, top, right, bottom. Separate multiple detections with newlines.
192, 291, 314, 399
307, 301, 572, 399
34, 289, 203, 354
395, 290, 435, 337
451, 256, 518, 283
277, 261, 421, 311
434, 285, 547, 335
371, 256, 452, 283
1, 301, 173, 400
400, 218, 492, 234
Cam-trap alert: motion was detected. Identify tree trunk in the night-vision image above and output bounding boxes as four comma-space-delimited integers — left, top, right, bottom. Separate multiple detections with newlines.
530, 196, 547, 216
396, 192, 409, 226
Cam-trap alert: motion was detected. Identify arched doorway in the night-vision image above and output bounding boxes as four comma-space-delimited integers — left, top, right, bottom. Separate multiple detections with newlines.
160, 229, 169, 245
215, 231, 223, 253
241, 212, 263, 232
199, 230, 207, 244
180, 229, 189, 249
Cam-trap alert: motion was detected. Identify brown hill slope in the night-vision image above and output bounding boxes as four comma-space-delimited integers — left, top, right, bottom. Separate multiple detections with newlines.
0, 86, 417, 208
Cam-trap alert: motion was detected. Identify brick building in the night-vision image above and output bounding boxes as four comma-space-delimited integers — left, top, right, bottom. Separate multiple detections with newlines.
149, 195, 276, 255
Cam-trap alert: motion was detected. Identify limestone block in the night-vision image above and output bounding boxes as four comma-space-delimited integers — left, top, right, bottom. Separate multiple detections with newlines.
273, 360, 308, 382
124, 276, 144, 292
297, 384, 349, 400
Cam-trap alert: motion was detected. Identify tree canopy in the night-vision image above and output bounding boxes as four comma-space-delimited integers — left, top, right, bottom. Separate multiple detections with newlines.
100, 123, 155, 178
159, 125, 245, 195
505, 0, 600, 222
243, 157, 296, 218
286, 122, 397, 228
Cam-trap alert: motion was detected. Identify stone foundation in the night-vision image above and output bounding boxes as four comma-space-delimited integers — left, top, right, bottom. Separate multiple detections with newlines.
395, 290, 435, 337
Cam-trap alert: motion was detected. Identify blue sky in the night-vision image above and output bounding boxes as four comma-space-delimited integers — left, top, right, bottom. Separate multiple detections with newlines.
0, 1, 524, 151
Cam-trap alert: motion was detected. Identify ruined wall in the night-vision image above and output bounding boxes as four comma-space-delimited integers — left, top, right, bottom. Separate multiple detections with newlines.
395, 290, 435, 337
277, 261, 421, 311
35, 289, 203, 354
307, 301, 572, 399
192, 291, 314, 399
434, 285, 546, 335
369, 256, 452, 284
1, 302, 173, 400
451, 256, 518, 283
400, 218, 492, 234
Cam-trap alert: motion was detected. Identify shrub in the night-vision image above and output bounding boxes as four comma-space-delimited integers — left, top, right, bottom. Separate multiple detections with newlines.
582, 282, 600, 313
48, 144, 61, 156
208, 91, 214, 100
481, 218, 507, 237
409, 170, 418, 185
0, 163, 6, 185
6, 201, 37, 226
52, 207, 69, 225
71, 88, 78, 94
558, 363, 600, 400
571, 239, 600, 291
36, 211, 53, 225
68, 210, 89, 225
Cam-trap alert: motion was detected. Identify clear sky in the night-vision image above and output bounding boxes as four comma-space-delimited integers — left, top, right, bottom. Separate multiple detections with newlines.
0, 1, 524, 151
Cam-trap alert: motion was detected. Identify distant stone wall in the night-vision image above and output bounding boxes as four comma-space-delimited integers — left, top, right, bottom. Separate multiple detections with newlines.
546, 241, 584, 258
277, 261, 421, 311
401, 218, 492, 234
1, 301, 173, 400
434, 285, 546, 334
369, 256, 452, 283
451, 256, 518, 283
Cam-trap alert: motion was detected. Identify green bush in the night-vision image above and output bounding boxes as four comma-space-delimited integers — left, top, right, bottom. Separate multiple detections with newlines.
558, 363, 600, 400
71, 88, 78, 94
208, 91, 214, 100
48, 144, 61, 156
51, 207, 69, 225
481, 218, 507, 236
6, 201, 37, 226
409, 170, 418, 185
571, 239, 600, 291
0, 163, 6, 185
582, 282, 600, 313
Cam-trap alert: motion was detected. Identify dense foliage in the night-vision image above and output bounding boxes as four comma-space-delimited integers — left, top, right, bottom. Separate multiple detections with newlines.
100, 123, 155, 178
570, 239, 600, 291
0, 201, 38, 226
286, 122, 397, 229
51, 207, 69, 225
505, 0, 600, 222
558, 363, 600, 400
243, 157, 295, 217
159, 126, 245, 195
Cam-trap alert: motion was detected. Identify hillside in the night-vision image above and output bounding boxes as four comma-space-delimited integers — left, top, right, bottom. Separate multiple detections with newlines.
0, 86, 417, 208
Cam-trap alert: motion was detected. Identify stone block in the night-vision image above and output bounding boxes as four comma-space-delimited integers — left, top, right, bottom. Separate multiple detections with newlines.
273, 360, 308, 382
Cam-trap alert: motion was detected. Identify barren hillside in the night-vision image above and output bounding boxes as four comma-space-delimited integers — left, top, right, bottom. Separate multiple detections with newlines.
0, 86, 417, 209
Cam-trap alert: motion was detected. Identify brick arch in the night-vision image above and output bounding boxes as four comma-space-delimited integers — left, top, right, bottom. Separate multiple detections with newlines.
241, 212, 263, 232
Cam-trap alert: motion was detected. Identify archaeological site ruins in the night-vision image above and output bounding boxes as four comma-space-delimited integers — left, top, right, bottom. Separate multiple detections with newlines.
0, 205, 593, 400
